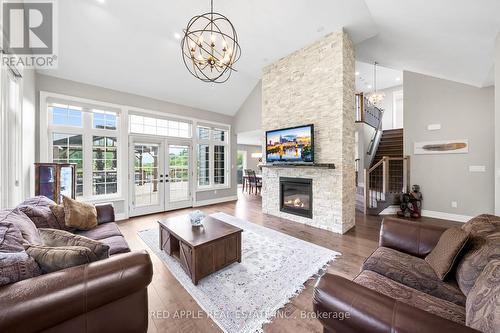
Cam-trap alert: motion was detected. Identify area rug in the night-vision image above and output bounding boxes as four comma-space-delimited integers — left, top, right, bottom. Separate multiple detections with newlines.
138, 212, 340, 333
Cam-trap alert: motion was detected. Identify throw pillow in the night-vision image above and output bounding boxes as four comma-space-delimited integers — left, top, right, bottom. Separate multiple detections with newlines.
7, 208, 42, 246
456, 232, 500, 295
0, 219, 26, 253
48, 204, 75, 231
26, 245, 97, 273
466, 260, 500, 333
0, 252, 41, 286
425, 227, 469, 280
62, 196, 97, 230
39, 228, 109, 260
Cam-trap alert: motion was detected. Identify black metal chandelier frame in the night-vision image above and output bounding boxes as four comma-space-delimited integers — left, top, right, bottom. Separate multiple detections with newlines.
180, 0, 241, 83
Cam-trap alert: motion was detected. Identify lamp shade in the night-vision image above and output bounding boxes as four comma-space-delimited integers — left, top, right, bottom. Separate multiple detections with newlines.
251, 152, 263, 159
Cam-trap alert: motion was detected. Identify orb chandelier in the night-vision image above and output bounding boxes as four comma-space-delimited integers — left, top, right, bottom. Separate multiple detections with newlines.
180, 0, 241, 83
368, 61, 385, 105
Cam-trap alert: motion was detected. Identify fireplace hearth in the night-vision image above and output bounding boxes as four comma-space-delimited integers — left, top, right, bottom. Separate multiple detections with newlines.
280, 177, 313, 218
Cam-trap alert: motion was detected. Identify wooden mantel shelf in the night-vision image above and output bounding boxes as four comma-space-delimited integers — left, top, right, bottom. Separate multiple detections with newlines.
261, 163, 336, 169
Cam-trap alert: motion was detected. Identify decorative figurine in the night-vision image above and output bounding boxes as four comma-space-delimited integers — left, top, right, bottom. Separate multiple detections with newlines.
189, 210, 206, 227
397, 184, 423, 218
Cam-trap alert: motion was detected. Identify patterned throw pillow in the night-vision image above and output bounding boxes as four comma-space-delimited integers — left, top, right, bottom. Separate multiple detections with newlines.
466, 260, 500, 333
26, 245, 96, 273
0, 252, 41, 286
39, 228, 109, 260
456, 232, 500, 295
425, 227, 469, 280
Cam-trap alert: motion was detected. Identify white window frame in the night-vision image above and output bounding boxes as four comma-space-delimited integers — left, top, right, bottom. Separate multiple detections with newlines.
44, 100, 122, 201
196, 125, 230, 191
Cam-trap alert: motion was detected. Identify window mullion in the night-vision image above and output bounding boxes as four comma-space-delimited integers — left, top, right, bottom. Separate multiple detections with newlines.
82, 111, 93, 198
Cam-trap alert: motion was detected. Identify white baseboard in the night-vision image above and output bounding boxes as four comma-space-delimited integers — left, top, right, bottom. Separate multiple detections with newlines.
115, 213, 127, 221
193, 195, 238, 208
421, 210, 473, 223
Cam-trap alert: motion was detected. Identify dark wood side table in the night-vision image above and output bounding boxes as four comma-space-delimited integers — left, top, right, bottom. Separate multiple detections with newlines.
158, 215, 242, 285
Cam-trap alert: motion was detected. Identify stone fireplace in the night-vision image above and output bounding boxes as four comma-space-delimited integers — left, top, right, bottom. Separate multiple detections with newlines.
261, 31, 355, 234
280, 177, 313, 218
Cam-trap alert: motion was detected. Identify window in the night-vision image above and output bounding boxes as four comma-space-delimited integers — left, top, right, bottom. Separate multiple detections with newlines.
50, 104, 83, 127
93, 110, 117, 130
198, 144, 210, 186
52, 133, 84, 196
48, 102, 120, 198
92, 136, 118, 195
214, 145, 225, 184
129, 114, 191, 138
196, 126, 229, 188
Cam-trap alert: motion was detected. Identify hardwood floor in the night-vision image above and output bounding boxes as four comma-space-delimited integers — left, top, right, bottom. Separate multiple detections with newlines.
117, 190, 459, 333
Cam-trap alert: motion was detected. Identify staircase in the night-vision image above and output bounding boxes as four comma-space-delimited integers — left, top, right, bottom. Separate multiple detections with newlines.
365, 129, 408, 215
371, 129, 403, 166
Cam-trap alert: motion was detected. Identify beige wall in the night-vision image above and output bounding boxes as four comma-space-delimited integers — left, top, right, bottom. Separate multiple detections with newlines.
35, 74, 237, 206
404, 71, 495, 219
234, 81, 262, 134
261, 31, 355, 233
495, 34, 500, 215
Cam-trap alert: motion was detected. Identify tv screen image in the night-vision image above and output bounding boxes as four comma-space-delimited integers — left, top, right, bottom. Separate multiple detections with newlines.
266, 125, 314, 163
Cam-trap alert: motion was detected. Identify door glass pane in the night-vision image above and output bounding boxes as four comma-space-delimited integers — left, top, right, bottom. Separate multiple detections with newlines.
169, 145, 190, 203
134, 144, 160, 207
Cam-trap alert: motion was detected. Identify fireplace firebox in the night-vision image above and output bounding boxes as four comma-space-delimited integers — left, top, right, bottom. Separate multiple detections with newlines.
280, 177, 313, 218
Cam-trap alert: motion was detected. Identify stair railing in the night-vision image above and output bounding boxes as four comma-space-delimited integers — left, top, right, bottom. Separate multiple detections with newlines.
364, 156, 410, 214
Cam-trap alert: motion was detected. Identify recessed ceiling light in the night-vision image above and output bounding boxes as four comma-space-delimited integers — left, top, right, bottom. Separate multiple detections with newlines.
395, 77, 401, 81
96, 0, 105, 4
174, 33, 181, 40
367, 85, 372, 89
355, 71, 360, 76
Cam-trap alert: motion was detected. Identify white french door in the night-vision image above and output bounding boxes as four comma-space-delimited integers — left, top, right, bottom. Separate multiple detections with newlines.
129, 136, 192, 217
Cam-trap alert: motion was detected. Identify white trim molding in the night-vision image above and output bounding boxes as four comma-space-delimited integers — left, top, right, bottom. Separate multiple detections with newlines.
421, 210, 473, 223
193, 195, 238, 208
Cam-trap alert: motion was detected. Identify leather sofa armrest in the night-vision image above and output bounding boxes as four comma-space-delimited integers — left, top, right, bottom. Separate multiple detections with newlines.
313, 274, 479, 333
0, 251, 152, 333
95, 203, 115, 224
379, 217, 447, 258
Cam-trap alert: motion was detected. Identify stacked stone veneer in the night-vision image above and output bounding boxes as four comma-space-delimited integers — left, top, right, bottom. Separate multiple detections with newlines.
261, 31, 355, 234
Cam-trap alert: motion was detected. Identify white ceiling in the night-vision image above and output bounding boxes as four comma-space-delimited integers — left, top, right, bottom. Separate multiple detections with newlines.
40, 0, 500, 116
355, 61, 402, 93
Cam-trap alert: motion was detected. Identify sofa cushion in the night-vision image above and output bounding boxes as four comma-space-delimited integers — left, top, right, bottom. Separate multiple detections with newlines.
39, 228, 110, 260
75, 222, 123, 240
17, 196, 68, 230
456, 232, 500, 296
466, 260, 500, 333
62, 196, 97, 230
99, 236, 130, 255
425, 227, 469, 280
355, 270, 465, 325
363, 247, 466, 306
7, 208, 42, 246
0, 252, 41, 286
26, 245, 97, 273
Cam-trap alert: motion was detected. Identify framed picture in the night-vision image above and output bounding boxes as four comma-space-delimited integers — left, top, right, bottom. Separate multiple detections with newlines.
414, 139, 469, 155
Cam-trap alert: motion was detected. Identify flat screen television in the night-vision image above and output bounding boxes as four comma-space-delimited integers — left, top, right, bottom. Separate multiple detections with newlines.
266, 124, 314, 163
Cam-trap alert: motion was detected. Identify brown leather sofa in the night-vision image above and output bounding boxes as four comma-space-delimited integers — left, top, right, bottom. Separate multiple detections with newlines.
0, 198, 153, 333
313, 216, 500, 333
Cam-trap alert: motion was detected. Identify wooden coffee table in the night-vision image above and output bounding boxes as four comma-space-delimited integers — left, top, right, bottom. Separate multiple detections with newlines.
158, 215, 242, 285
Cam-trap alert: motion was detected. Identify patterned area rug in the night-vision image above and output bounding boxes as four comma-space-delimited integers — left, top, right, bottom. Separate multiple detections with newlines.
138, 212, 339, 333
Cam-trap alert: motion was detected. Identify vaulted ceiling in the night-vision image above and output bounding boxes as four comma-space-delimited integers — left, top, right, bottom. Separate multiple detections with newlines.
39, 0, 500, 115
